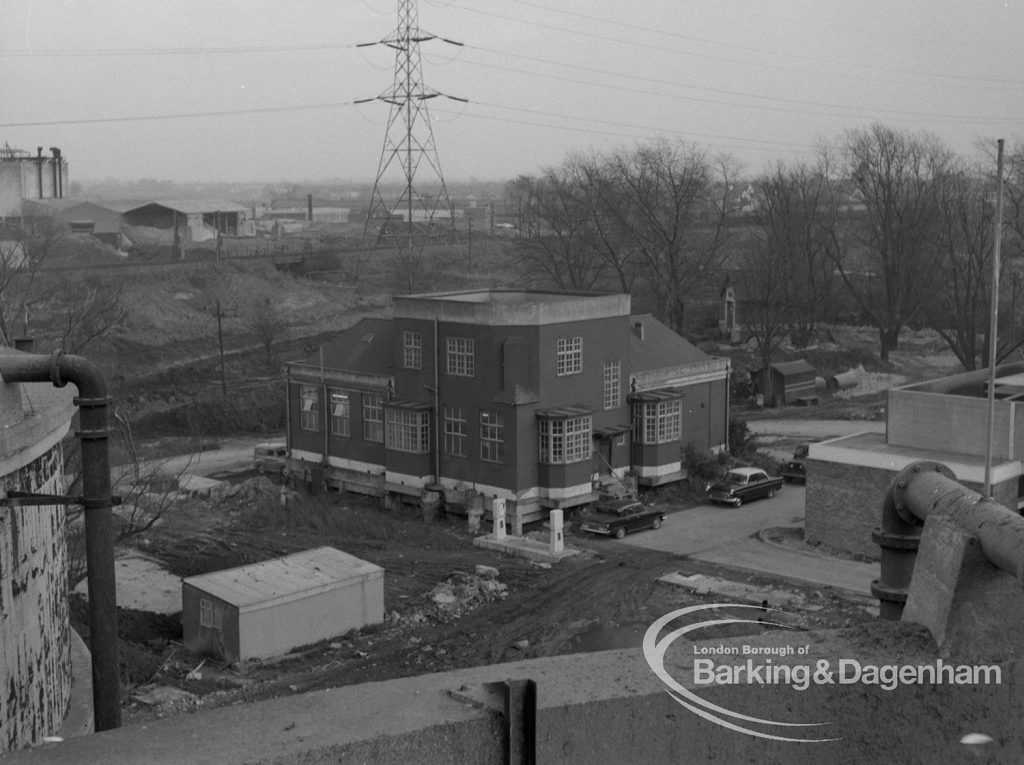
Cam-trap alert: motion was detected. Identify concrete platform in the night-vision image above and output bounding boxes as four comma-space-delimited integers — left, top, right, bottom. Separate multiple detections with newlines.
472, 535, 580, 563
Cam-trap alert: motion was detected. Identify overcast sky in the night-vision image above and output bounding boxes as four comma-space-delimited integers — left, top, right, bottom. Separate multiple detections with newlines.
2, 0, 1021, 185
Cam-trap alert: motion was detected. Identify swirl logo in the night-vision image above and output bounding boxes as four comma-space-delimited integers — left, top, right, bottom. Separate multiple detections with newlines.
642, 603, 838, 742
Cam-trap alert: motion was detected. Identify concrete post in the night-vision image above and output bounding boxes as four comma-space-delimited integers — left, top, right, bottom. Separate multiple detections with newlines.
493, 498, 507, 540
550, 510, 564, 553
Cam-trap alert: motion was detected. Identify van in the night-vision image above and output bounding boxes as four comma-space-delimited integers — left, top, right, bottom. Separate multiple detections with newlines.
253, 442, 287, 475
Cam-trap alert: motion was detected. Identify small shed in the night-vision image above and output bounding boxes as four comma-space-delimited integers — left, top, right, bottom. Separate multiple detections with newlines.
181, 546, 384, 663
759, 360, 817, 406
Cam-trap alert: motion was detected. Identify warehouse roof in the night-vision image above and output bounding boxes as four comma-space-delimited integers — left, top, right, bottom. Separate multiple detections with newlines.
183, 546, 383, 611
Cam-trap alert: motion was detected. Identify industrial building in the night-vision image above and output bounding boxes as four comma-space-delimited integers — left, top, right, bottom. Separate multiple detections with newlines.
284, 290, 730, 533
0, 145, 68, 219
181, 547, 384, 663
806, 362, 1024, 558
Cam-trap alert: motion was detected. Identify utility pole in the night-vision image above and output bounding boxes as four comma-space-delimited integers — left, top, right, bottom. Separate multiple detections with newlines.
984, 138, 1006, 498
358, 0, 465, 266
215, 299, 227, 396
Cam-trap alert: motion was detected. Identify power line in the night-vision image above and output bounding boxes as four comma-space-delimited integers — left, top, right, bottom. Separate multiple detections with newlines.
441, 0, 1024, 89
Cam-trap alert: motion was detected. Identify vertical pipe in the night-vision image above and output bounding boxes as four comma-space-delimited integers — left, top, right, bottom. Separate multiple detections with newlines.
984, 139, 1006, 497
434, 318, 441, 484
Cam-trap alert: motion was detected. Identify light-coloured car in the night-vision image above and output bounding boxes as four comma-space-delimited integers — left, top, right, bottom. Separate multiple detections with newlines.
253, 442, 287, 475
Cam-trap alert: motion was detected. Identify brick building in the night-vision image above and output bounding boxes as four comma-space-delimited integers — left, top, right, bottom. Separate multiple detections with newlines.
806, 363, 1024, 558
285, 290, 729, 532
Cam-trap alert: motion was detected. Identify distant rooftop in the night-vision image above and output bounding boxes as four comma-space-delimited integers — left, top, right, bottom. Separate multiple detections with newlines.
425, 289, 601, 305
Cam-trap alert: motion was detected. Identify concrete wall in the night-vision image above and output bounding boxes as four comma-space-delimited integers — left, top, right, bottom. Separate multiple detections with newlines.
0, 444, 71, 753
806, 457, 1018, 560
8, 626, 1024, 764
888, 388, 1015, 459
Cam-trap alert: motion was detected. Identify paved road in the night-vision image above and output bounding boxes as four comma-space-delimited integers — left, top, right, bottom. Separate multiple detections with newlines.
620, 485, 877, 597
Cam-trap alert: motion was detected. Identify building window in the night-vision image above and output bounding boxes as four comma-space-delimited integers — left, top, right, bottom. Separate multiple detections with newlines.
403, 331, 422, 370
633, 399, 682, 444
330, 390, 350, 436
603, 360, 621, 409
199, 598, 222, 630
539, 416, 593, 464
614, 432, 626, 447
556, 336, 582, 376
480, 410, 504, 463
444, 405, 466, 457
299, 384, 319, 432
362, 393, 384, 442
386, 408, 430, 453
447, 337, 475, 377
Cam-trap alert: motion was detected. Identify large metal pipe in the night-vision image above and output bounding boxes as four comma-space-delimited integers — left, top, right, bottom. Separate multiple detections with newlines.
0, 350, 121, 730
875, 460, 1024, 619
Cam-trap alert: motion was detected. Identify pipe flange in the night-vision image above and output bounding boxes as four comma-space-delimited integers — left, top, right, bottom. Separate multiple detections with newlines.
871, 526, 921, 550
870, 579, 909, 603
889, 460, 956, 525
49, 349, 65, 387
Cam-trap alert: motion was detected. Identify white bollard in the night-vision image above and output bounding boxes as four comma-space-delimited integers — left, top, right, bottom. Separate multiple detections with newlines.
549, 509, 564, 553
493, 498, 507, 540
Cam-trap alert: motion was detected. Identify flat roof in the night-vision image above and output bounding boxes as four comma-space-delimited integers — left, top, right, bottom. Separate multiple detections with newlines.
183, 546, 383, 611
394, 290, 631, 326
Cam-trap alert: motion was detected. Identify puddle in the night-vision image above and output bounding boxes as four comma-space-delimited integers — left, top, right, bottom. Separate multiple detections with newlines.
569, 621, 647, 653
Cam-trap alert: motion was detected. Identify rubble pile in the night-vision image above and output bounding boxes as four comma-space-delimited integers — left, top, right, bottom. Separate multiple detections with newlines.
211, 476, 296, 514
397, 565, 508, 625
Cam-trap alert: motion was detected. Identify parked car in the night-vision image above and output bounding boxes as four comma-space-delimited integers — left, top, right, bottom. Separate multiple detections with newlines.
707, 467, 783, 507
781, 443, 810, 483
253, 442, 287, 475
580, 497, 666, 539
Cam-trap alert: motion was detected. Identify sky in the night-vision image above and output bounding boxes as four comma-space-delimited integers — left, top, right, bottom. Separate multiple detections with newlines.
2, 0, 1022, 186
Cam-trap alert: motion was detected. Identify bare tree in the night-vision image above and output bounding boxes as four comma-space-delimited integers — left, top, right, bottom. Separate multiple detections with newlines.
50, 275, 128, 354
753, 158, 839, 337
0, 220, 64, 343
507, 167, 605, 290
831, 124, 952, 360
246, 293, 282, 367
608, 140, 734, 333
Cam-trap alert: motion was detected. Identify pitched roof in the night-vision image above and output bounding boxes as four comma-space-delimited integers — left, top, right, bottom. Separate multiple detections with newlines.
183, 546, 383, 610
124, 199, 250, 215
312, 317, 395, 376
628, 314, 710, 372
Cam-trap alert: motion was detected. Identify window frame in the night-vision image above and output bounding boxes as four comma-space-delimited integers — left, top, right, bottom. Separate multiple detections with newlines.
299, 384, 320, 432
386, 408, 430, 453
539, 415, 593, 465
446, 337, 475, 377
603, 360, 621, 409
480, 410, 505, 463
329, 389, 351, 437
403, 331, 422, 370
556, 336, 582, 377
443, 405, 467, 457
632, 399, 682, 444
362, 392, 384, 443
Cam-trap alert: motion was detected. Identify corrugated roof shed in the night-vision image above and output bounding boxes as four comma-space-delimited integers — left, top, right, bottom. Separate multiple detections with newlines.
629, 313, 710, 371
125, 199, 250, 215
183, 546, 383, 611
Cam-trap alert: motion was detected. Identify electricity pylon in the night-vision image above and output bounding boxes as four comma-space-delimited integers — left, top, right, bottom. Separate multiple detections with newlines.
358, 0, 464, 254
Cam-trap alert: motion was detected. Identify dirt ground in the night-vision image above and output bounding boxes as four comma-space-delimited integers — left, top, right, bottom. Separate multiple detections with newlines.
67, 477, 876, 725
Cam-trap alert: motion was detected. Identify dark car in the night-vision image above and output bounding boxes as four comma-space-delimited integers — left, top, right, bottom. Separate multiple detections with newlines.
579, 497, 665, 539
781, 443, 810, 483
707, 467, 783, 507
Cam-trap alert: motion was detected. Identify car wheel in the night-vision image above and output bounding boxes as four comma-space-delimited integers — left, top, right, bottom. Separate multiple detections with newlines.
767, 488, 776, 499
734, 497, 743, 507
651, 518, 662, 530
614, 527, 626, 540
